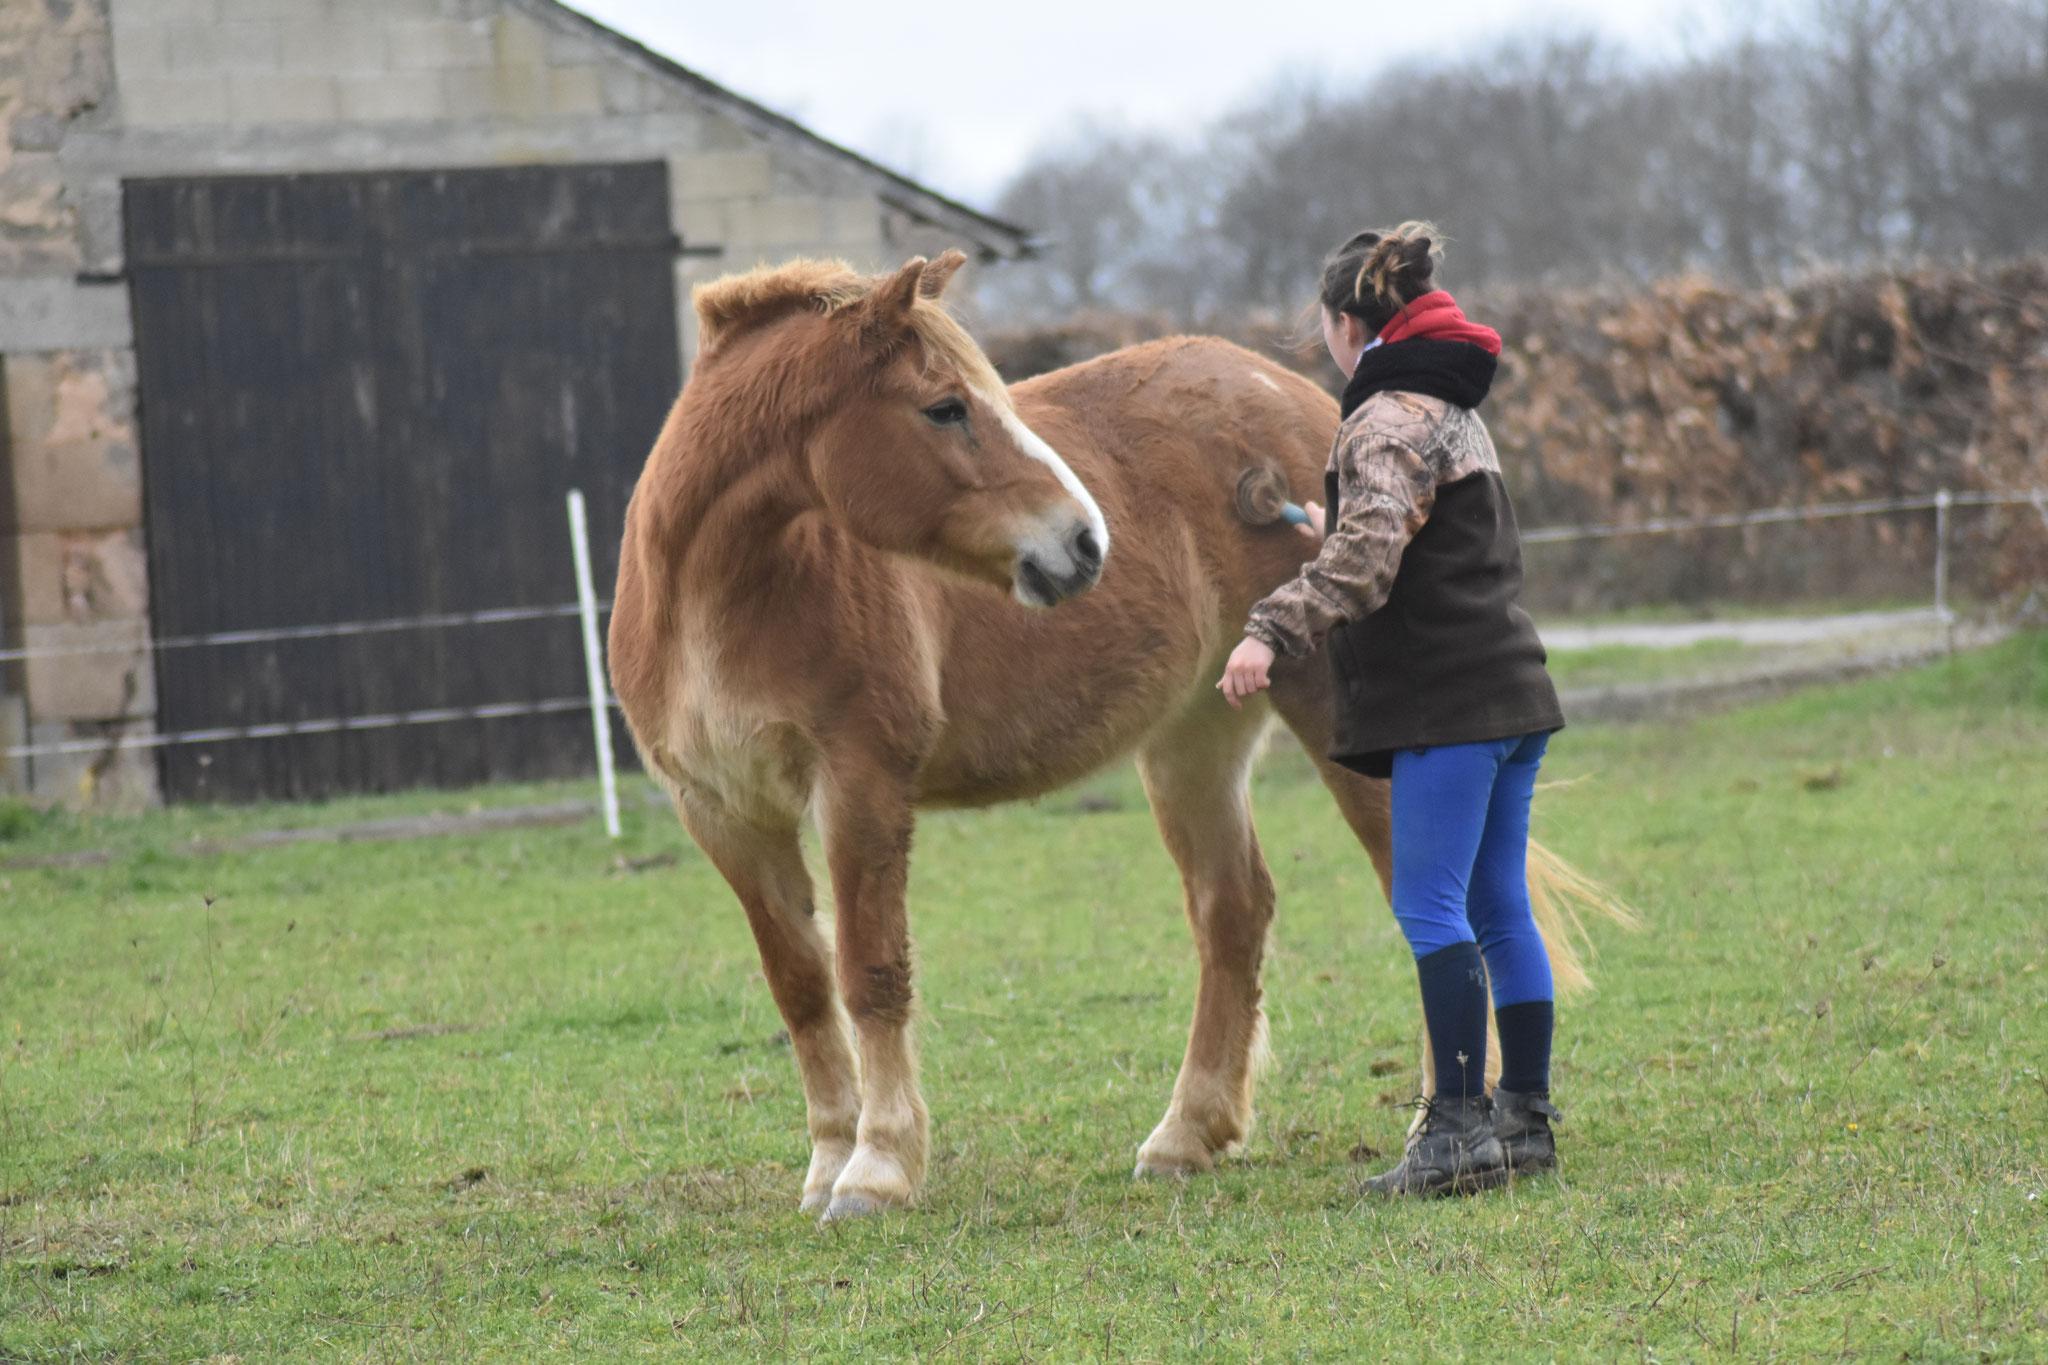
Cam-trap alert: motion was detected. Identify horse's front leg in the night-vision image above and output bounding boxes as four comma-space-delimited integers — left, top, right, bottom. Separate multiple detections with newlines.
815, 751, 928, 1219
675, 792, 861, 1213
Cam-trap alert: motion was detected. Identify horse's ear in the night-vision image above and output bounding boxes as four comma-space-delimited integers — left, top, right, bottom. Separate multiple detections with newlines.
918, 249, 969, 299
860, 256, 927, 349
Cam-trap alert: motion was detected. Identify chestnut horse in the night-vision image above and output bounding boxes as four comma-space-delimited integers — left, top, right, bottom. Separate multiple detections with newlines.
610, 252, 1614, 1220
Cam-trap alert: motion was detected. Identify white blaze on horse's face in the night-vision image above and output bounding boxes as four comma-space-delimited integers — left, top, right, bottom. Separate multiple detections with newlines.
809, 363, 1107, 606
806, 251, 1108, 605
986, 393, 1109, 609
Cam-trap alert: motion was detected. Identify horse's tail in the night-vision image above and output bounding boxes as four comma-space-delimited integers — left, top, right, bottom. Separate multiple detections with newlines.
1527, 839, 1639, 995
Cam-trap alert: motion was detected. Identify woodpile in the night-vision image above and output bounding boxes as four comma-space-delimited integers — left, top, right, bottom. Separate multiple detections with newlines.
983, 260, 2048, 612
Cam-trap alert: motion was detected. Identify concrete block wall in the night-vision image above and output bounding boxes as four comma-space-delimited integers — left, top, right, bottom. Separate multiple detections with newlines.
114, 1, 629, 129
99, 0, 911, 368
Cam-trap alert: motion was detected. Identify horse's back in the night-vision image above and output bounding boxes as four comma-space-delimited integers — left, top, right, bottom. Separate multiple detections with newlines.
1016, 336, 1335, 475
1012, 336, 1337, 622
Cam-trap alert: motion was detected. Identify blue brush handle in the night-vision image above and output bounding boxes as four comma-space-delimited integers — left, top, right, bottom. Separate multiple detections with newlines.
1279, 502, 1311, 526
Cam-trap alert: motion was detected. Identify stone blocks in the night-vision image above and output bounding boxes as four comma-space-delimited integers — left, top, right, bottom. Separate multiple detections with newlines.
386, 18, 495, 72
750, 196, 823, 247
18, 618, 154, 723
108, 22, 173, 81
125, 0, 219, 24
18, 717, 158, 811
214, 0, 322, 22
548, 64, 602, 116
672, 151, 773, 202
7, 527, 150, 628
276, 21, 388, 75
3, 349, 141, 532
0, 344, 151, 802
668, 198, 725, 250
335, 71, 444, 122
167, 20, 278, 72
227, 71, 341, 123
118, 74, 230, 125
2, 528, 154, 728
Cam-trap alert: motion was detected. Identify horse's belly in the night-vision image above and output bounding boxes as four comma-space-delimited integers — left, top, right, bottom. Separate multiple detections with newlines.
913, 568, 1221, 807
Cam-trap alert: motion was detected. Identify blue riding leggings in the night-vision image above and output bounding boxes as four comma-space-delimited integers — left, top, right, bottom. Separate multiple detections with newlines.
1389, 731, 1554, 1008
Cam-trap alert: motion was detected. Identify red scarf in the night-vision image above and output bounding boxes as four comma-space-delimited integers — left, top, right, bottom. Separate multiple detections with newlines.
1375, 291, 1501, 355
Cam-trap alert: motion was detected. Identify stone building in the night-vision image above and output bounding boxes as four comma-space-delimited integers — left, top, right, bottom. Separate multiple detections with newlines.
0, 0, 1033, 806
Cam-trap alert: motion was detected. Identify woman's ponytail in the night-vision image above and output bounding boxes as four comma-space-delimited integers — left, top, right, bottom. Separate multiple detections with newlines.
1320, 221, 1445, 333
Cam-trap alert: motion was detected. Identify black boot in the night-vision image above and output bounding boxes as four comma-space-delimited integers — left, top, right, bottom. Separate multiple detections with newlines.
1360, 1094, 1508, 1198
1493, 1089, 1561, 1175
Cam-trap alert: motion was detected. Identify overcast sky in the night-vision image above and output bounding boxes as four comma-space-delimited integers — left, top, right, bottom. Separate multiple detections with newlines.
561, 0, 1743, 207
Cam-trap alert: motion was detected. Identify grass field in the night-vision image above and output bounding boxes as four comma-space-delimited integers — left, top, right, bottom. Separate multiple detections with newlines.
3, 635, 2045, 1362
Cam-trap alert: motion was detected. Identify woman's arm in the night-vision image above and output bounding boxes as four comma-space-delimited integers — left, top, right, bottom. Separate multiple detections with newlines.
1219, 427, 1434, 708
1245, 425, 1436, 658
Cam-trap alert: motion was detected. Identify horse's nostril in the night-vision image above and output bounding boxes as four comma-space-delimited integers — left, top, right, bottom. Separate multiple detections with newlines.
1072, 527, 1102, 576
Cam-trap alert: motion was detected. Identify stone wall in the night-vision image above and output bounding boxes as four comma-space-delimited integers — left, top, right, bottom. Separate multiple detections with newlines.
0, 0, 154, 805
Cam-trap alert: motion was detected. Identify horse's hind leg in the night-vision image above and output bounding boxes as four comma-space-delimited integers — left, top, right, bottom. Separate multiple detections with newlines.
1132, 700, 1279, 1176
675, 792, 862, 1213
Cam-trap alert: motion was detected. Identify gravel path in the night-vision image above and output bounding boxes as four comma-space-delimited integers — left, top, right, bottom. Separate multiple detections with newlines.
1536, 606, 1949, 650
1553, 617, 2010, 722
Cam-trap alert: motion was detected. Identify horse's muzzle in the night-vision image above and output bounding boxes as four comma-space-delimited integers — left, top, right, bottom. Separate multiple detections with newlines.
1013, 522, 1105, 608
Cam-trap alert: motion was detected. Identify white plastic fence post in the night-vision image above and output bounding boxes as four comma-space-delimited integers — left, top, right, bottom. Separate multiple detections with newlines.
1933, 488, 1953, 622
567, 489, 621, 839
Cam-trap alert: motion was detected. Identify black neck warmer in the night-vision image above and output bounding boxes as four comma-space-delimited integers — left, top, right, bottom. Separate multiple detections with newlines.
1340, 339, 1498, 418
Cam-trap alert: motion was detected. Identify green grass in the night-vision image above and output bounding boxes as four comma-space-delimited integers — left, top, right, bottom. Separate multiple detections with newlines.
3, 635, 2045, 1362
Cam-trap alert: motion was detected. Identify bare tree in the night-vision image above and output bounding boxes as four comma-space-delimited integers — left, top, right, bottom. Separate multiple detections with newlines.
985, 130, 1148, 316
978, 0, 2048, 322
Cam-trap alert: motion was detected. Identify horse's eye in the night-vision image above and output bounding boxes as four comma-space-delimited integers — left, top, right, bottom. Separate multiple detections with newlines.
921, 398, 969, 427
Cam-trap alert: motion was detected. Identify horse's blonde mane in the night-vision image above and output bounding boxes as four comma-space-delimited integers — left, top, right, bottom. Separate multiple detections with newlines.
692, 257, 1010, 405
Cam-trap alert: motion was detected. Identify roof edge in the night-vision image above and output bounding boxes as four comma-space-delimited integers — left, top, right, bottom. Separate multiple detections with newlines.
531, 1, 1039, 260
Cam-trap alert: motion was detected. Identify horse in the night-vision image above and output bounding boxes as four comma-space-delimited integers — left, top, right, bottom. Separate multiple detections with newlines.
608, 251, 1621, 1221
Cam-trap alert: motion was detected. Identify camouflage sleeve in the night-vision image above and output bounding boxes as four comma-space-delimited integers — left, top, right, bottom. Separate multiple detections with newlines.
1244, 422, 1436, 658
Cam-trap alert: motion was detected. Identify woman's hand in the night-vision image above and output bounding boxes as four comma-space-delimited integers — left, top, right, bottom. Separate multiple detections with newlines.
1297, 500, 1326, 543
1217, 636, 1277, 709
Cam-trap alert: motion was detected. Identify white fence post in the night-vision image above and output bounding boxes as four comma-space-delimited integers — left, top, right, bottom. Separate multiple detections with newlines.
566, 489, 621, 839
1933, 487, 1953, 622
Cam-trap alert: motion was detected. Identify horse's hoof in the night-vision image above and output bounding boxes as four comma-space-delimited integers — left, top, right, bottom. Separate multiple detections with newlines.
1134, 1125, 1218, 1178
1132, 1159, 1196, 1180
798, 1189, 832, 1215
822, 1144, 918, 1218
820, 1193, 883, 1223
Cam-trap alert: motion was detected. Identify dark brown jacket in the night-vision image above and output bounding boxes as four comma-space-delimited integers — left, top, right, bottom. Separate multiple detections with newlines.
1245, 390, 1562, 778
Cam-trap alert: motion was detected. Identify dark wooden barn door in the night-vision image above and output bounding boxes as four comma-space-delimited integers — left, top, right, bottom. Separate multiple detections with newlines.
125, 162, 679, 800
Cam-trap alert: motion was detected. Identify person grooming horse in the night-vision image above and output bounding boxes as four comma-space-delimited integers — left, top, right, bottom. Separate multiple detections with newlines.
614, 249, 1623, 1221
1218, 222, 1567, 1197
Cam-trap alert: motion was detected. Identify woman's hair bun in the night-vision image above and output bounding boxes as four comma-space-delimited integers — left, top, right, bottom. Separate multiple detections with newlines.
1319, 220, 1446, 332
